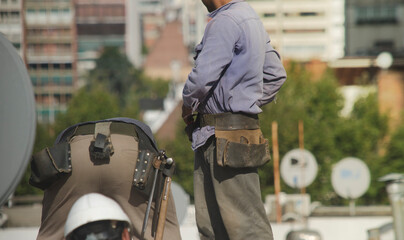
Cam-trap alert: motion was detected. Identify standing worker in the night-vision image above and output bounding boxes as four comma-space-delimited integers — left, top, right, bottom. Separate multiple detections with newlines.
182, 0, 287, 239
30, 118, 181, 240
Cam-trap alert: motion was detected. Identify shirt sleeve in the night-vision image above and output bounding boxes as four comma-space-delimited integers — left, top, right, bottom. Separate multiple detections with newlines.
182, 15, 240, 111
256, 39, 287, 107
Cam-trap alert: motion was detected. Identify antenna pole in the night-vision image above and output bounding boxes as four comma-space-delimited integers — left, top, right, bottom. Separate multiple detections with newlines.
298, 120, 308, 229
272, 121, 282, 223
298, 120, 305, 195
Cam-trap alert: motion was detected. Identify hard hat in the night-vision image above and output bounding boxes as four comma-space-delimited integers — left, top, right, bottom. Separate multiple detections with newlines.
64, 193, 131, 238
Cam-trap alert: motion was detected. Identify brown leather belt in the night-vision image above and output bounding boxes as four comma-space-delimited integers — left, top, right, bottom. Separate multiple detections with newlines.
197, 112, 260, 130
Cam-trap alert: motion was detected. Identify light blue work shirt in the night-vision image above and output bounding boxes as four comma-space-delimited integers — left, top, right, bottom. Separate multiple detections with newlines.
182, 0, 287, 150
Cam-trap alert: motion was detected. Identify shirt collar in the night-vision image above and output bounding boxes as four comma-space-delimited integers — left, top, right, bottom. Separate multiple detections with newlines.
207, 0, 244, 18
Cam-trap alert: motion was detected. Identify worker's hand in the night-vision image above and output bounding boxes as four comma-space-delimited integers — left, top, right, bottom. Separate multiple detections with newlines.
184, 123, 196, 142
182, 104, 194, 125
182, 104, 195, 142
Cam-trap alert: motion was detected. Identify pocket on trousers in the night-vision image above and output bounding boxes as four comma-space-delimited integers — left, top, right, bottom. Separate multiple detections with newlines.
29, 142, 72, 190
216, 136, 271, 168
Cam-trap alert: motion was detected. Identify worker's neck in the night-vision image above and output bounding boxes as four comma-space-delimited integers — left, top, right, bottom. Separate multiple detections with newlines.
209, 0, 232, 12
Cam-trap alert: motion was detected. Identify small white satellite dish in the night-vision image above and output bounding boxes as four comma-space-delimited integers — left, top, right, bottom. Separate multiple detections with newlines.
171, 181, 190, 225
331, 157, 371, 199
280, 149, 318, 189
0, 33, 36, 205
375, 52, 393, 69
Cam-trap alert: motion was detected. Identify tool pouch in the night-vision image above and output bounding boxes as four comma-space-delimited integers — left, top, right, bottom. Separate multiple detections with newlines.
216, 129, 271, 168
89, 133, 114, 164
133, 150, 156, 194
132, 125, 161, 197
29, 142, 72, 190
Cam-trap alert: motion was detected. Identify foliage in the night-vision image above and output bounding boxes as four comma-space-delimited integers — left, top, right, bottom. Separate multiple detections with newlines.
88, 46, 169, 107
258, 63, 389, 205
335, 93, 389, 204
258, 63, 343, 203
14, 123, 55, 196
88, 46, 134, 103
53, 86, 121, 135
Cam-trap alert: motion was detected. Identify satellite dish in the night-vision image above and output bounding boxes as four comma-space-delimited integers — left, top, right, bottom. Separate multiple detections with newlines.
171, 181, 190, 224
0, 33, 36, 205
331, 157, 370, 199
375, 52, 393, 69
280, 149, 318, 189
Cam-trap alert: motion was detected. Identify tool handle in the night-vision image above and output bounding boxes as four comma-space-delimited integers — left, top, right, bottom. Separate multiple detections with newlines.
155, 177, 172, 240
141, 168, 159, 239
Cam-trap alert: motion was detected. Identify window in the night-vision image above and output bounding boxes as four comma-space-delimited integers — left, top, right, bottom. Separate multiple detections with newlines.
300, 12, 317, 17
263, 13, 275, 18
29, 64, 38, 70
356, 6, 397, 24
40, 63, 49, 70
374, 40, 394, 52
283, 29, 325, 34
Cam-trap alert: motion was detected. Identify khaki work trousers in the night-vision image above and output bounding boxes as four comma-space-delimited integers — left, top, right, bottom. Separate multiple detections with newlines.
194, 137, 273, 240
37, 134, 181, 240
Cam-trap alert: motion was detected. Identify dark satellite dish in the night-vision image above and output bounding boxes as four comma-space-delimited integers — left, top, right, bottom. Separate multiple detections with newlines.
0, 33, 36, 205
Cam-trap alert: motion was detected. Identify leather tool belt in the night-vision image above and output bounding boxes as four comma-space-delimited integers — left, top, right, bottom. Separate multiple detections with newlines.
198, 113, 271, 168
60, 122, 138, 142
29, 121, 148, 190
198, 112, 259, 130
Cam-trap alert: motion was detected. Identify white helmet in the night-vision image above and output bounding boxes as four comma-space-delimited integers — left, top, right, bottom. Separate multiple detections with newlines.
64, 193, 131, 239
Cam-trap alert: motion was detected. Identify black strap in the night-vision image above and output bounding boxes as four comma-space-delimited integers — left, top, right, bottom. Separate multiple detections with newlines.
134, 125, 159, 154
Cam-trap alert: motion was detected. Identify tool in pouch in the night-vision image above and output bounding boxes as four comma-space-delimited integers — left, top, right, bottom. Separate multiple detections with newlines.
138, 150, 175, 240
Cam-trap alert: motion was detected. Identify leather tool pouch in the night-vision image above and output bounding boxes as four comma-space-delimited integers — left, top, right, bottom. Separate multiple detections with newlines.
89, 133, 114, 164
29, 142, 72, 190
216, 129, 271, 168
132, 125, 160, 196
133, 149, 156, 194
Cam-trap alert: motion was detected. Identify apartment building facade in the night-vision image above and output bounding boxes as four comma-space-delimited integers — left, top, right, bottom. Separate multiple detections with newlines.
248, 0, 345, 62
23, 0, 77, 123
75, 0, 126, 85
0, 0, 23, 56
345, 0, 404, 57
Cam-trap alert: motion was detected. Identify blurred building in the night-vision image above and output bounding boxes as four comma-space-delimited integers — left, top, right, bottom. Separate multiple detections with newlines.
138, 0, 165, 50
75, 0, 125, 86
345, 0, 404, 57
143, 20, 191, 81
0, 0, 23, 56
23, 0, 77, 123
334, 0, 404, 128
142, 0, 192, 81
248, 0, 345, 62
181, 0, 207, 54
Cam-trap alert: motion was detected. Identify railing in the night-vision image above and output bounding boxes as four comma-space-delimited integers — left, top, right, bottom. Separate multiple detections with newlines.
367, 222, 394, 240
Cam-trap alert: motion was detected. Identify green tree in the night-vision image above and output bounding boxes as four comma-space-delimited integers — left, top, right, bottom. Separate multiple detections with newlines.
335, 93, 389, 204
54, 86, 121, 135
88, 47, 134, 103
258, 63, 389, 205
88, 46, 169, 108
14, 123, 55, 196
258, 64, 344, 203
